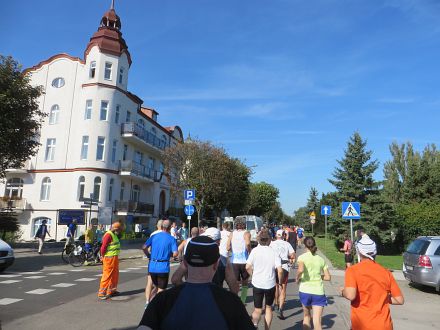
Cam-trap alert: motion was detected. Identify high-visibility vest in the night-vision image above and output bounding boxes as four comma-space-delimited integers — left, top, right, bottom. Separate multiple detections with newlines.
104, 231, 120, 257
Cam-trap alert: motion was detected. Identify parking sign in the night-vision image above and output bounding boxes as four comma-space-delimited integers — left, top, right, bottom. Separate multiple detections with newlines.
184, 189, 196, 201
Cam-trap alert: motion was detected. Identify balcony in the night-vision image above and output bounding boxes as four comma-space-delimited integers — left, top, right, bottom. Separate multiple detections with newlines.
114, 200, 154, 216
0, 197, 27, 213
5, 160, 33, 173
119, 160, 162, 183
121, 122, 167, 155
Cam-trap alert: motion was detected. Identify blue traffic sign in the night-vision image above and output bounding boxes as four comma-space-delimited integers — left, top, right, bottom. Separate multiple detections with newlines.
58, 209, 86, 225
184, 189, 196, 201
321, 205, 332, 216
184, 205, 195, 216
342, 202, 361, 220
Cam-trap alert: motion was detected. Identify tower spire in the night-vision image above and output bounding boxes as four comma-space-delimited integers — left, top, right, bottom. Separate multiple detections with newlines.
111, 0, 115, 10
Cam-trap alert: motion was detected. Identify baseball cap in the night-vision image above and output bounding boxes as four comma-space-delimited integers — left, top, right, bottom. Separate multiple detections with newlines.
184, 236, 220, 267
276, 229, 284, 237
202, 227, 221, 241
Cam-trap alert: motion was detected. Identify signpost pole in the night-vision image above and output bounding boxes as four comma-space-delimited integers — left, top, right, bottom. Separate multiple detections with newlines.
55, 210, 59, 242
350, 219, 354, 244
325, 214, 327, 252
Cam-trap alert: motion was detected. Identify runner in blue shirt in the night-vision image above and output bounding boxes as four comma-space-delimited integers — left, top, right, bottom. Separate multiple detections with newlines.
144, 220, 178, 303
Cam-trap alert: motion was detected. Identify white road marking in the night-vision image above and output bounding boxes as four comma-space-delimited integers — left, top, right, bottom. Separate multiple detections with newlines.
75, 277, 97, 282
69, 269, 86, 272
24, 276, 46, 279
126, 267, 141, 270
52, 283, 77, 288
0, 274, 21, 278
47, 272, 67, 275
0, 280, 23, 284
0, 298, 23, 305
119, 270, 129, 273
26, 288, 55, 295
95, 274, 103, 277
19, 272, 42, 275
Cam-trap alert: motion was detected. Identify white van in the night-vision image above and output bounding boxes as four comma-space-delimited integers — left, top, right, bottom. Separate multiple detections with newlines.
234, 215, 264, 246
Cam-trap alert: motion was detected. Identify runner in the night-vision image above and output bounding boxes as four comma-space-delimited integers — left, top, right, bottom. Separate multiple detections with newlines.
218, 222, 232, 288
143, 219, 163, 306
143, 219, 177, 308
227, 218, 252, 304
340, 236, 404, 329
270, 229, 295, 319
178, 222, 189, 241
246, 229, 282, 329
296, 236, 331, 330
177, 227, 199, 259
340, 233, 353, 268
296, 225, 304, 248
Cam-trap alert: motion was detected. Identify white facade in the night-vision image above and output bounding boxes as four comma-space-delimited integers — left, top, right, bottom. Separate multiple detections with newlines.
0, 6, 183, 241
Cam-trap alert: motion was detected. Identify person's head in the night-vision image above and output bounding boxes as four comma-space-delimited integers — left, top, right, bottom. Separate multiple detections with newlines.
184, 236, 220, 281
222, 222, 230, 231
304, 236, 318, 255
72, 219, 77, 224
356, 227, 365, 238
202, 227, 221, 244
356, 237, 377, 260
257, 229, 272, 246
111, 222, 123, 235
276, 229, 284, 240
162, 220, 171, 232
235, 219, 245, 230
182, 222, 186, 228
344, 233, 350, 241
156, 219, 163, 230
88, 224, 94, 230
171, 222, 176, 228
190, 227, 199, 238
42, 219, 47, 225
98, 224, 104, 230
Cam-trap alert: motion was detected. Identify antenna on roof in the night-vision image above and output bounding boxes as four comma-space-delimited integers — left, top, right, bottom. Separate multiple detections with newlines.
111, 0, 115, 10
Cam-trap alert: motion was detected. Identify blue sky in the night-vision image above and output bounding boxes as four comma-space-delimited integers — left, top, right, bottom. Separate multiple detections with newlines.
2, 0, 440, 215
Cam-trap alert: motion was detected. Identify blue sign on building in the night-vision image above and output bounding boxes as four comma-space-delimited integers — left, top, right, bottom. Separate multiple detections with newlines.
184, 205, 195, 216
58, 209, 86, 225
184, 189, 196, 201
342, 202, 361, 220
321, 205, 332, 216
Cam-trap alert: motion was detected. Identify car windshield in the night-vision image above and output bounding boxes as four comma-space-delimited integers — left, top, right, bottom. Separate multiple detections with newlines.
247, 221, 255, 231
406, 239, 430, 255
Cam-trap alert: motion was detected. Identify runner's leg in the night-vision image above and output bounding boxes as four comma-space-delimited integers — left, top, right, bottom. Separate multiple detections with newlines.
311, 305, 324, 330
302, 305, 312, 330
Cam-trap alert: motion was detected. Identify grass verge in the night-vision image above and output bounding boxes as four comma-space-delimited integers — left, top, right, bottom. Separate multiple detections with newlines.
309, 234, 403, 270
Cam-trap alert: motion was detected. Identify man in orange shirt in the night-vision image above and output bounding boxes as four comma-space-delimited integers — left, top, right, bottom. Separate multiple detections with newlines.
340, 237, 404, 330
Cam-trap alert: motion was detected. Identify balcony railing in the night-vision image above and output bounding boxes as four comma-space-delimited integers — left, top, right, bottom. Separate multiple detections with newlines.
121, 122, 167, 150
0, 198, 26, 211
119, 160, 156, 181
114, 200, 154, 214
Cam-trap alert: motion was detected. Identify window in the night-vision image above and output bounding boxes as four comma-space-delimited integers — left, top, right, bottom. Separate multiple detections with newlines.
126, 111, 131, 123
100, 101, 108, 121
89, 61, 96, 78
137, 119, 145, 129
81, 136, 89, 160
40, 177, 51, 201
148, 157, 155, 170
108, 178, 114, 202
49, 105, 60, 124
111, 140, 117, 163
45, 138, 56, 161
96, 137, 105, 161
132, 185, 140, 202
135, 151, 143, 165
78, 176, 85, 201
32, 217, 52, 237
93, 177, 101, 201
434, 245, 440, 256
104, 62, 112, 80
123, 144, 128, 161
406, 239, 430, 255
151, 127, 157, 135
159, 162, 164, 174
118, 67, 124, 84
52, 77, 65, 88
5, 178, 24, 198
120, 182, 125, 200
115, 105, 120, 124
85, 100, 92, 120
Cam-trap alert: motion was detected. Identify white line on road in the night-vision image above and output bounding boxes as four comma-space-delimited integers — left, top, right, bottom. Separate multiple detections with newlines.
94, 274, 102, 277
47, 272, 67, 275
75, 278, 97, 282
126, 268, 142, 270
69, 269, 86, 272
19, 272, 42, 275
0, 298, 23, 305
24, 276, 46, 279
119, 270, 129, 273
52, 283, 77, 288
0, 274, 21, 278
0, 280, 23, 284
26, 288, 55, 295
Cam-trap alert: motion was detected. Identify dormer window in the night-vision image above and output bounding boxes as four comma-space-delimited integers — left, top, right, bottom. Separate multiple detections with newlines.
104, 62, 112, 80
119, 67, 124, 84
52, 77, 65, 88
89, 61, 96, 78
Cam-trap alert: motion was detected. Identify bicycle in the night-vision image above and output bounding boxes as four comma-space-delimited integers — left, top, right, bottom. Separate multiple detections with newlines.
65, 241, 102, 267
61, 241, 75, 263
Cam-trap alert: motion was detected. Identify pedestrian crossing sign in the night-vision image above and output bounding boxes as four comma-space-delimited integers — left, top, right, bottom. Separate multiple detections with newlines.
342, 202, 361, 220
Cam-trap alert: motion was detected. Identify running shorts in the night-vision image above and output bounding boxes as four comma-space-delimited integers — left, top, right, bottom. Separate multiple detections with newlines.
299, 292, 327, 307
275, 269, 289, 285
345, 254, 353, 263
253, 286, 276, 309
150, 272, 169, 290
232, 263, 250, 281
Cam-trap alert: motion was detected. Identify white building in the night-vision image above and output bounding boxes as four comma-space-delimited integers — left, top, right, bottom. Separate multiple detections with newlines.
0, 4, 183, 241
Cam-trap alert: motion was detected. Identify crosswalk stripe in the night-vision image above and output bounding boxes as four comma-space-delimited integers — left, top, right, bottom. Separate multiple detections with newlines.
69, 269, 86, 272
52, 283, 77, 288
0, 298, 23, 305
0, 280, 23, 284
47, 272, 67, 275
19, 272, 42, 275
24, 276, 46, 279
26, 288, 55, 295
75, 278, 97, 282
0, 274, 22, 278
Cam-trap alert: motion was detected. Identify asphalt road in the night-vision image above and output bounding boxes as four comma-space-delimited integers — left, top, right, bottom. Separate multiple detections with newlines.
1, 246, 439, 330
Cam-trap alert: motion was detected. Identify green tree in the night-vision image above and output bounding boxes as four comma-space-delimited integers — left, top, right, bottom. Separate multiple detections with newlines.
246, 182, 280, 217
0, 214, 19, 240
0, 55, 45, 179
264, 201, 285, 223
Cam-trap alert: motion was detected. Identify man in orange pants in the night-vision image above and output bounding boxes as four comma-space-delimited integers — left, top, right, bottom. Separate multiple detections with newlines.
98, 222, 123, 300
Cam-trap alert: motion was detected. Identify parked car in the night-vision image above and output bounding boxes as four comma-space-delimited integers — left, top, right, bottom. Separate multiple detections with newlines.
0, 238, 15, 272
403, 236, 440, 291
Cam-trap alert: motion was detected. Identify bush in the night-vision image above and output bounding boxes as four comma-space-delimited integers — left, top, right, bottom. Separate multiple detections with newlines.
0, 215, 20, 241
